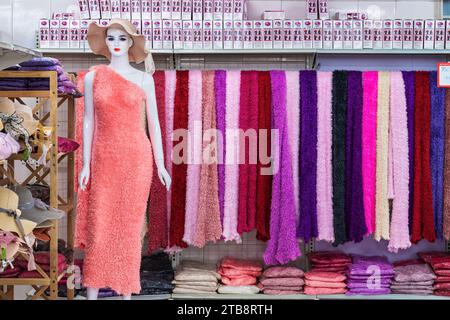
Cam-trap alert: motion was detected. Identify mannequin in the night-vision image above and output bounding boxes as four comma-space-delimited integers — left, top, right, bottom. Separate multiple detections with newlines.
78, 26, 171, 300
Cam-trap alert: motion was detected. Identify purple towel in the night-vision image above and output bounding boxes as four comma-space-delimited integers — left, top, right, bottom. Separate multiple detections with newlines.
19, 57, 60, 67
215, 70, 226, 226
347, 282, 390, 289
346, 288, 391, 295
21, 65, 64, 74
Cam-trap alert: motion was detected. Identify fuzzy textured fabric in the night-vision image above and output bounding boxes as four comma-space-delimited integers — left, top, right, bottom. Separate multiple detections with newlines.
445, 89, 450, 240
412, 71, 436, 243
219, 267, 261, 277
298, 70, 318, 241
316, 71, 334, 242
304, 287, 347, 295
331, 71, 348, 245
237, 71, 259, 234
215, 70, 227, 226
345, 71, 366, 242
223, 71, 242, 242
256, 71, 273, 241
393, 264, 436, 283
218, 285, 260, 294
169, 70, 189, 248
429, 71, 446, 239
193, 70, 222, 247
147, 71, 168, 253
387, 72, 411, 253
221, 275, 257, 286
259, 277, 304, 287
75, 65, 153, 295
220, 257, 262, 271
183, 70, 203, 245
362, 71, 378, 235
263, 71, 301, 265
374, 71, 391, 241
304, 271, 346, 282
402, 71, 415, 235
305, 279, 346, 289
262, 266, 304, 278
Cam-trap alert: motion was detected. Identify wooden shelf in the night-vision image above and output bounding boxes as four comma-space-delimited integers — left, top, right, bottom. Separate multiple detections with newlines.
0, 278, 50, 286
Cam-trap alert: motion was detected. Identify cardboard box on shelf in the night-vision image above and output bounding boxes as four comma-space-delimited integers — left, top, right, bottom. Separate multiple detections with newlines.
322, 19, 332, 49
142, 19, 153, 48
363, 20, 373, 49
203, 0, 213, 20
172, 0, 182, 19
182, 0, 192, 20
39, 19, 50, 49
193, 20, 203, 49
88, 0, 101, 19
318, 0, 329, 20
79, 0, 90, 19
402, 19, 413, 49
413, 19, 424, 49
111, 0, 121, 18
283, 20, 293, 49
353, 20, 363, 49
273, 19, 283, 49
307, 0, 318, 20
152, 0, 162, 20
424, 19, 435, 49
162, 0, 172, 19
69, 20, 80, 49
214, 0, 223, 20
303, 19, 313, 49
132, 19, 141, 34
224, 0, 233, 20
243, 20, 253, 49
253, 20, 263, 49
435, 20, 445, 50
233, 0, 243, 20
373, 20, 383, 49
183, 20, 193, 49
152, 20, 163, 49
204, 20, 213, 49
131, 0, 141, 19
233, 20, 243, 49
393, 19, 403, 49
142, 0, 152, 19
263, 20, 273, 49
49, 20, 60, 49
214, 20, 224, 49
293, 19, 303, 49
120, 0, 131, 19
193, 0, 203, 20
313, 19, 323, 49
343, 20, 353, 49
333, 20, 343, 49
99, 0, 112, 19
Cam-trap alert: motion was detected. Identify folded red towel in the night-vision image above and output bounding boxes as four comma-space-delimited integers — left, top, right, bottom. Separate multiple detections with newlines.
220, 257, 262, 272
304, 271, 347, 282
219, 267, 261, 277
305, 279, 347, 289
304, 286, 347, 295
221, 275, 257, 286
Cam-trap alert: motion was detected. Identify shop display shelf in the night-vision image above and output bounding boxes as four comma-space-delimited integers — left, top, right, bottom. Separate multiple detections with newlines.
36, 48, 174, 54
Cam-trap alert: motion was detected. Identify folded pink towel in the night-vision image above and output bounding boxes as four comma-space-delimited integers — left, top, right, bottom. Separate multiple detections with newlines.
305, 279, 347, 289
219, 267, 261, 277
304, 271, 347, 282
262, 266, 304, 278
304, 286, 347, 295
221, 275, 257, 286
220, 257, 262, 272
259, 277, 305, 287
263, 289, 303, 295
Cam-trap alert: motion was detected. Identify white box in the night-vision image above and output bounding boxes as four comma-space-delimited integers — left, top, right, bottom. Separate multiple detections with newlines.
182, 0, 192, 20
343, 20, 353, 49
79, 0, 90, 19
373, 20, 383, 49
213, 0, 223, 20
435, 20, 445, 50
183, 20, 193, 49
172, 0, 182, 19
306, 0, 318, 20
233, 20, 243, 49
80, 20, 90, 48
152, 20, 163, 49
322, 19, 332, 49
203, 20, 213, 49
162, 0, 172, 19
142, 20, 153, 48
193, 0, 202, 20
318, 0, 329, 20
403, 19, 413, 49
203, 0, 213, 20
353, 20, 363, 49
243, 20, 253, 49
59, 20, 70, 48
213, 20, 223, 49
132, 19, 142, 34
382, 20, 393, 49
163, 20, 173, 49
39, 19, 50, 49
273, 19, 283, 49
333, 20, 343, 49
100, 0, 112, 19
424, 19, 434, 49
224, 0, 233, 20
393, 19, 403, 49
363, 20, 373, 49
233, 0, 243, 20
111, 0, 121, 18
88, 0, 101, 19
172, 20, 183, 49
253, 20, 263, 49
152, 0, 162, 19
223, 20, 234, 49
121, 0, 131, 19
131, 0, 141, 19
293, 19, 303, 49
263, 11, 285, 20
263, 20, 273, 49
413, 19, 424, 50
283, 20, 293, 49
142, 0, 152, 19
446, 20, 450, 49
313, 19, 322, 49
193, 20, 203, 49
303, 19, 313, 49
49, 20, 60, 49
69, 20, 80, 49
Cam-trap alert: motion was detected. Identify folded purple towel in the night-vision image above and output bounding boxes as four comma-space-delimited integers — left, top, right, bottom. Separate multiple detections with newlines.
20, 57, 60, 67
391, 289, 433, 295
346, 288, 391, 295
347, 282, 390, 289
21, 65, 64, 74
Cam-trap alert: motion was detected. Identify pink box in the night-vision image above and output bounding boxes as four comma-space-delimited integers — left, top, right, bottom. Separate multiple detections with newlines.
233, 0, 243, 20
152, 0, 162, 19
413, 19, 424, 49
353, 20, 363, 49
363, 20, 373, 49
182, 0, 192, 20
193, 0, 202, 20
142, 0, 152, 19
382, 20, 393, 49
307, 0, 318, 20
162, 0, 172, 19
203, 0, 213, 20
163, 20, 173, 49
152, 20, 163, 49
69, 20, 80, 49
253, 20, 263, 49
435, 20, 445, 50
402, 19, 413, 49
224, 0, 233, 20
142, 20, 153, 48
80, 20, 90, 48
393, 19, 403, 49
373, 20, 383, 49
243, 20, 253, 49
333, 20, 343, 49
193, 20, 203, 49
446, 20, 450, 49
131, 0, 141, 19
273, 19, 283, 49
49, 20, 60, 49
214, 20, 223, 49
183, 20, 193, 49
233, 20, 243, 49
322, 19, 332, 49
88, 0, 101, 19
39, 19, 50, 49
303, 19, 313, 49
283, 20, 293, 49
100, 0, 112, 19
343, 20, 353, 49
120, 0, 131, 19
111, 0, 121, 18
172, 20, 183, 49
263, 20, 273, 49
313, 19, 323, 49
318, 0, 329, 20
78, 0, 90, 19
203, 20, 213, 49
172, 0, 182, 19
424, 19, 434, 49
132, 19, 141, 34
59, 20, 70, 48
293, 20, 303, 49
214, 0, 223, 20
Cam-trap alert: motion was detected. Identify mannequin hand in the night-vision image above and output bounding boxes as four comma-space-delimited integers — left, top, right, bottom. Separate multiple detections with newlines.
157, 167, 171, 191
79, 166, 90, 191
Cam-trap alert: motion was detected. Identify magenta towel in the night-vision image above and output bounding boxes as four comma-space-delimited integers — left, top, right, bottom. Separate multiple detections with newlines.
264, 71, 301, 265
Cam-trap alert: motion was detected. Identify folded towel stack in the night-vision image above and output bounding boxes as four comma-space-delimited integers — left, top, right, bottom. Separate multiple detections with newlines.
173, 261, 220, 294
217, 257, 262, 294
139, 252, 174, 295
346, 255, 394, 295
258, 266, 305, 295
309, 251, 352, 274
15, 252, 67, 278
304, 270, 347, 295
390, 262, 436, 295
419, 252, 450, 297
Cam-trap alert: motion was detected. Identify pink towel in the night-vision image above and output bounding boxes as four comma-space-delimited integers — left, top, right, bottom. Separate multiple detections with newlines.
362, 71, 378, 235
304, 287, 347, 295
305, 279, 347, 289
316, 71, 334, 242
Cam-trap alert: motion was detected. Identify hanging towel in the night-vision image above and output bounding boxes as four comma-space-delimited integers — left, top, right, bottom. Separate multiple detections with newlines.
264, 70, 301, 265
256, 71, 273, 241
346, 71, 366, 242
375, 71, 391, 241
412, 71, 436, 243
193, 70, 222, 247
298, 70, 318, 241
238, 71, 259, 234
223, 71, 242, 243
215, 70, 227, 226
444, 89, 450, 240
362, 71, 378, 236
332, 71, 348, 246
169, 70, 189, 248
316, 71, 334, 242
183, 70, 203, 245
429, 71, 445, 239
148, 71, 168, 253
402, 71, 415, 236
387, 72, 411, 253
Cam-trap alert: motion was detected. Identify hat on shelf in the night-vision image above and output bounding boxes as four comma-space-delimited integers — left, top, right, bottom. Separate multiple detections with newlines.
0, 132, 20, 161
0, 98, 16, 132
13, 102, 38, 136
0, 230, 24, 261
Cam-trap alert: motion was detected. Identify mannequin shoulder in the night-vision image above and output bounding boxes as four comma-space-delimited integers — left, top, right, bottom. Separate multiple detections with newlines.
141, 72, 155, 86
84, 70, 96, 84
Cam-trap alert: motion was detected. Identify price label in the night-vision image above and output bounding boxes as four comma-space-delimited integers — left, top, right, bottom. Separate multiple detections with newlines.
438, 62, 450, 87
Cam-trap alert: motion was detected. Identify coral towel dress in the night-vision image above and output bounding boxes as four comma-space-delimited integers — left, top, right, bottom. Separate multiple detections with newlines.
75, 65, 153, 295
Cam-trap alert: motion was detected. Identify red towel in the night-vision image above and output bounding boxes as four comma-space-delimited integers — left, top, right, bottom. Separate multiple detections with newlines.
219, 267, 261, 277
220, 257, 262, 272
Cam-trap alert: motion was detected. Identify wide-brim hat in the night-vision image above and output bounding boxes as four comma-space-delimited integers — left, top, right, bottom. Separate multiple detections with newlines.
14, 102, 38, 136
87, 19, 148, 64
0, 188, 36, 237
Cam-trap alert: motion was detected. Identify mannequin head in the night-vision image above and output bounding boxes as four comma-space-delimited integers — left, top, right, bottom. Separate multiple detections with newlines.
105, 28, 133, 59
